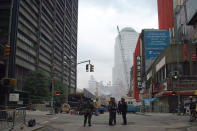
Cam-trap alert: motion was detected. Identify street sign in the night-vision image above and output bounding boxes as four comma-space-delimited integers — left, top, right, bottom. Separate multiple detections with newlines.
9, 93, 19, 102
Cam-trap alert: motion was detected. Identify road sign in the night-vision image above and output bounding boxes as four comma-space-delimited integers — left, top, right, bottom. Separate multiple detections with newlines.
9, 93, 19, 102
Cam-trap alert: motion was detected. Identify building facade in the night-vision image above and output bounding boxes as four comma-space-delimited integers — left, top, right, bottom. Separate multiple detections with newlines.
157, 0, 174, 30
133, 29, 170, 102
112, 27, 139, 96
145, 43, 197, 113
0, 0, 78, 94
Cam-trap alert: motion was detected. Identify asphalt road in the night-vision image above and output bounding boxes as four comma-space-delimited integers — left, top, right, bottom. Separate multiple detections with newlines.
28, 112, 197, 131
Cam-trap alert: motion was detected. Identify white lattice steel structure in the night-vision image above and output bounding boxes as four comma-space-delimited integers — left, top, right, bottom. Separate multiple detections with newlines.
112, 27, 139, 95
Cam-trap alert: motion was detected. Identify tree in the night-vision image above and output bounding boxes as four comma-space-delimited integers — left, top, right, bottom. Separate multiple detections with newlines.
23, 70, 50, 103
54, 80, 67, 104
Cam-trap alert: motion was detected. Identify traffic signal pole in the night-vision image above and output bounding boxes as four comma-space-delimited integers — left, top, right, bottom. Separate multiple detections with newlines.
63, 59, 92, 104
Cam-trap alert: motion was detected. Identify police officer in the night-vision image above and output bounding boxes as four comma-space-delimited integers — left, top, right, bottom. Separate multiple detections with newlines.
108, 97, 117, 125
83, 98, 94, 127
120, 98, 128, 125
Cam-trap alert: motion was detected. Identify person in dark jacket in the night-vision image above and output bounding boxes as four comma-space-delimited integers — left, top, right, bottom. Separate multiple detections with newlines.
189, 97, 196, 121
120, 98, 128, 125
83, 98, 94, 127
117, 101, 121, 115
108, 97, 117, 125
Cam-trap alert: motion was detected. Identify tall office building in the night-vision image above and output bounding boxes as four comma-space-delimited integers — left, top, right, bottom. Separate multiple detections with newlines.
112, 27, 139, 95
0, 0, 78, 93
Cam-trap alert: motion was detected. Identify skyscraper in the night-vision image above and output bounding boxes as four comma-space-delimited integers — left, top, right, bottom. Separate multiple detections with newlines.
112, 27, 139, 96
0, 0, 78, 93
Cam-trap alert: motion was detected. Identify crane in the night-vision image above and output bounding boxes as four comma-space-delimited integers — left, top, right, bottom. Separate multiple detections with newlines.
117, 26, 129, 91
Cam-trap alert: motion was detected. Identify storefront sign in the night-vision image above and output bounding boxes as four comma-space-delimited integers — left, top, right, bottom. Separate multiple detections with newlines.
191, 52, 197, 61
136, 56, 142, 89
156, 57, 166, 72
173, 80, 197, 91
147, 71, 152, 80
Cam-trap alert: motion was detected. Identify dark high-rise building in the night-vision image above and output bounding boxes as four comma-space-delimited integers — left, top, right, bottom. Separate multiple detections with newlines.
0, 0, 78, 95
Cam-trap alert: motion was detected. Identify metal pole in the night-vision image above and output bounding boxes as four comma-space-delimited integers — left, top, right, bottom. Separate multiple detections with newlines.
178, 91, 181, 115
51, 79, 54, 111
177, 79, 181, 115
66, 75, 69, 104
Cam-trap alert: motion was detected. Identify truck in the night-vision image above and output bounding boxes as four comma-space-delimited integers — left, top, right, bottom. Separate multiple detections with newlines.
124, 97, 138, 113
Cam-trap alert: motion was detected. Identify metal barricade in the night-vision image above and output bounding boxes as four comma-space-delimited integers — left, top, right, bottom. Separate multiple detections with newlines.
0, 107, 26, 131
0, 109, 15, 130
14, 107, 26, 127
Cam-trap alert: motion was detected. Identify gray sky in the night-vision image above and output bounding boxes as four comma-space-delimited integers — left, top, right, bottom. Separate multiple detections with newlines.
77, 0, 158, 89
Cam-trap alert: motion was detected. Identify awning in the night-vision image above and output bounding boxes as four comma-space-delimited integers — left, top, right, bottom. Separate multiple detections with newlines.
144, 98, 157, 103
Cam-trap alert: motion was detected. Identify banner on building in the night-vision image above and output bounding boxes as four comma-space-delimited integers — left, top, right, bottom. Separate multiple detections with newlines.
144, 30, 170, 71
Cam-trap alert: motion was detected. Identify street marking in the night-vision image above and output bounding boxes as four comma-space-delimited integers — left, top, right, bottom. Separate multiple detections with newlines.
42, 121, 49, 124
51, 117, 58, 120
41, 117, 58, 124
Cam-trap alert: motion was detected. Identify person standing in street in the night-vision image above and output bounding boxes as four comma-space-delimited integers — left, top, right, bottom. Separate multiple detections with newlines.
118, 101, 121, 115
189, 96, 196, 122
108, 97, 117, 126
83, 98, 94, 127
120, 98, 128, 125
94, 98, 99, 116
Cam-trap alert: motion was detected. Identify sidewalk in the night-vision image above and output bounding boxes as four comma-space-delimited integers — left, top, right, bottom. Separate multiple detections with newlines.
136, 112, 174, 116
187, 127, 197, 131
12, 110, 50, 131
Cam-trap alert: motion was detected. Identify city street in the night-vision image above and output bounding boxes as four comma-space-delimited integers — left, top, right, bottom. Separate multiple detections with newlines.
22, 111, 197, 131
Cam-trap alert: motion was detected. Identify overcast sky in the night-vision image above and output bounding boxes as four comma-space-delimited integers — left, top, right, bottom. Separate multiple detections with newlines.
77, 0, 158, 89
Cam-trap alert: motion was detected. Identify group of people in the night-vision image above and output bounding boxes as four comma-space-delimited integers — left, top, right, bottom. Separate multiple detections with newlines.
108, 97, 128, 126
82, 97, 128, 127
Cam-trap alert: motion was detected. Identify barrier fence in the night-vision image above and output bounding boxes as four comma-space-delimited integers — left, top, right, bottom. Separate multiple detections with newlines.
0, 107, 26, 131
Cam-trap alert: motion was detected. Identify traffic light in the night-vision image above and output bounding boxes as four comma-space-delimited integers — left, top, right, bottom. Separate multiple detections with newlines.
86, 64, 89, 72
1, 78, 17, 87
90, 64, 94, 72
3, 44, 11, 57
54, 91, 61, 96
173, 71, 179, 80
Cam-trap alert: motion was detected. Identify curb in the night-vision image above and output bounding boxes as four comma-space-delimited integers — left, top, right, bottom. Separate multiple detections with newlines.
31, 125, 44, 131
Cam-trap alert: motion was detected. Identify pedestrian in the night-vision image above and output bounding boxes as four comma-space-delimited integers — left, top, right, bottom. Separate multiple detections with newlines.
54, 100, 61, 114
108, 97, 117, 126
189, 96, 196, 122
120, 98, 128, 125
118, 101, 121, 115
94, 98, 99, 116
83, 98, 94, 127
